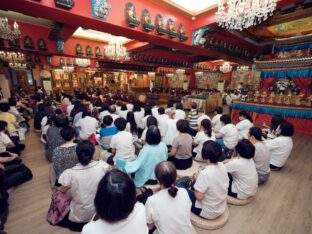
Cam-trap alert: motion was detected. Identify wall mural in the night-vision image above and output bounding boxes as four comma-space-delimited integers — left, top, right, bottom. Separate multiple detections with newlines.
192, 26, 216, 46
91, 0, 111, 20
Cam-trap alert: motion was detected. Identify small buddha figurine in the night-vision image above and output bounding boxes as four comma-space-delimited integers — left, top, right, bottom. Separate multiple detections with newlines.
268, 92, 275, 103
283, 92, 291, 105
306, 95, 312, 107
260, 91, 267, 103
295, 93, 304, 106
254, 91, 260, 102
276, 92, 283, 104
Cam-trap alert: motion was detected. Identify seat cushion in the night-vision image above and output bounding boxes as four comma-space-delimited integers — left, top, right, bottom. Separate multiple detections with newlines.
227, 195, 254, 206
177, 161, 199, 179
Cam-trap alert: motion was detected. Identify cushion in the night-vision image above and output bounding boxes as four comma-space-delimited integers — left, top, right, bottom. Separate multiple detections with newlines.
191, 206, 229, 230
177, 161, 199, 179
227, 195, 254, 206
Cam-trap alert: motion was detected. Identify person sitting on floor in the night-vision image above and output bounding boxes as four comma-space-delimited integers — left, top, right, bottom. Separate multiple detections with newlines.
140, 116, 158, 145
188, 102, 199, 131
118, 126, 167, 188
34, 103, 46, 131
163, 110, 178, 147
126, 112, 139, 141
248, 127, 270, 184
187, 141, 229, 219
215, 115, 239, 151
58, 141, 110, 232
81, 169, 147, 234
119, 104, 128, 120
263, 115, 285, 139
168, 119, 193, 170
174, 103, 186, 120
197, 108, 210, 129
52, 126, 79, 180
224, 139, 258, 199
0, 121, 25, 155
211, 106, 223, 132
0, 103, 18, 136
108, 105, 119, 122
75, 111, 98, 140
157, 107, 169, 140
193, 119, 216, 161
109, 117, 135, 165
265, 121, 294, 170
98, 115, 118, 151
146, 161, 192, 234
236, 111, 254, 140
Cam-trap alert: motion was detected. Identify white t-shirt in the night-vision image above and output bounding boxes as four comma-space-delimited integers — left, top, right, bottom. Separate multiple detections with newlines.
82, 203, 148, 234
126, 103, 134, 112
236, 119, 253, 140
211, 114, 223, 132
194, 163, 229, 219
193, 131, 216, 161
174, 109, 186, 120
109, 113, 120, 122
119, 110, 129, 120
225, 158, 258, 199
140, 128, 147, 142
157, 114, 169, 138
0, 132, 11, 152
110, 131, 135, 161
197, 114, 211, 127
134, 111, 144, 129
142, 115, 151, 129
151, 107, 159, 117
265, 136, 293, 167
219, 124, 239, 149
146, 188, 192, 234
99, 110, 110, 122
75, 116, 98, 140
253, 142, 270, 175
59, 161, 110, 223
67, 104, 74, 117
163, 119, 178, 146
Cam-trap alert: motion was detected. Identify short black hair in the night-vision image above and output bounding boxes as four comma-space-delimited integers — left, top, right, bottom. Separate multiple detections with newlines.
121, 104, 127, 111
279, 121, 294, 137
202, 140, 223, 163
249, 127, 263, 141
144, 106, 152, 117
220, 114, 231, 125
133, 103, 141, 112
167, 101, 173, 108
109, 105, 116, 114
214, 106, 223, 114
270, 115, 284, 132
191, 102, 197, 109
235, 139, 255, 159
158, 107, 165, 115
176, 119, 189, 133
103, 115, 113, 126
53, 115, 68, 128
37, 103, 45, 111
8, 97, 17, 106
94, 169, 136, 222
60, 126, 76, 141
101, 103, 109, 111
239, 110, 253, 122
0, 120, 8, 131
54, 108, 63, 115
0, 103, 10, 112
76, 140, 95, 166
176, 103, 183, 110
114, 117, 127, 131
146, 116, 158, 127
146, 126, 161, 145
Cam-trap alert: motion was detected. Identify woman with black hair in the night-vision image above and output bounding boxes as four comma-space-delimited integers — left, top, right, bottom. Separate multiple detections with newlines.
145, 161, 192, 234
142, 106, 152, 129
215, 114, 239, 150
81, 169, 147, 234
236, 110, 254, 140
174, 102, 186, 120
265, 121, 294, 170
75, 111, 98, 140
119, 104, 128, 120
140, 116, 158, 144
125, 112, 138, 140
58, 141, 110, 232
133, 102, 144, 135
265, 115, 285, 139
119, 126, 167, 187
193, 119, 216, 161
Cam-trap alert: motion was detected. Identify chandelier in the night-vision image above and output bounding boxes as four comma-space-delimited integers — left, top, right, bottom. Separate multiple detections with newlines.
9, 62, 27, 70
219, 62, 232, 73
0, 18, 20, 40
176, 69, 185, 74
237, 65, 249, 72
104, 41, 127, 61
0, 51, 24, 63
63, 66, 75, 73
74, 58, 90, 67
215, 0, 277, 31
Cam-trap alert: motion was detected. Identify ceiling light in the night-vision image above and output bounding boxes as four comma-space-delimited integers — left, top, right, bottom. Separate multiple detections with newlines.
0, 17, 20, 40
219, 62, 232, 73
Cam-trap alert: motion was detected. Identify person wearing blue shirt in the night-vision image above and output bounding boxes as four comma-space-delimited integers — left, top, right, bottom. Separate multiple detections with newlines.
99, 115, 118, 151
118, 126, 168, 187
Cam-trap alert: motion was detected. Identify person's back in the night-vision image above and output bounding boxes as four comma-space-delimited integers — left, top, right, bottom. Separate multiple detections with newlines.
99, 126, 118, 150
52, 145, 78, 177
110, 130, 135, 161
163, 118, 178, 146
0, 112, 16, 133
219, 123, 239, 149
236, 119, 253, 139
76, 115, 98, 140
254, 142, 270, 176
174, 109, 185, 120
46, 126, 65, 162
146, 188, 192, 234
157, 112, 169, 138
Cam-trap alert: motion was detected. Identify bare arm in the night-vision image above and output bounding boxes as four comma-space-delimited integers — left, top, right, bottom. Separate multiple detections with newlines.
168, 147, 177, 157
194, 190, 204, 201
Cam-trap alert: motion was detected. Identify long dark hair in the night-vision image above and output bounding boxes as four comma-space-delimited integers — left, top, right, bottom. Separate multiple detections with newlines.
126, 112, 138, 135
201, 119, 212, 137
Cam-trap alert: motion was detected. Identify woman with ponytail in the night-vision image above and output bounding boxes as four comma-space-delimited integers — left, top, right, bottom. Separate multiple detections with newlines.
57, 141, 110, 232
193, 119, 216, 161
236, 110, 254, 140
145, 161, 192, 234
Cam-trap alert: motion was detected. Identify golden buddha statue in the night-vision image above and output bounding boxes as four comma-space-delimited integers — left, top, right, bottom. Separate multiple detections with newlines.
295, 93, 304, 106
254, 91, 260, 102
306, 95, 312, 107
283, 92, 291, 105
260, 91, 267, 103
268, 92, 275, 104
276, 92, 283, 104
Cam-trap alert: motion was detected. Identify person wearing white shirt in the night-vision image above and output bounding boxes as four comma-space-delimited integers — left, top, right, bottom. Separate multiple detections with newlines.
126, 103, 134, 112
174, 103, 186, 120
119, 104, 129, 119
196, 108, 210, 128
248, 127, 270, 184
142, 106, 152, 129
58, 141, 110, 232
150, 101, 159, 118
215, 115, 239, 150
236, 111, 254, 140
163, 111, 178, 146
108, 106, 119, 122
133, 103, 144, 130
110, 118, 135, 164
146, 161, 192, 234
75, 112, 98, 140
224, 139, 258, 199
140, 116, 158, 144
211, 107, 223, 132
82, 169, 148, 234
186, 141, 229, 219
265, 121, 294, 170
156, 107, 169, 139
193, 119, 216, 161
98, 103, 110, 123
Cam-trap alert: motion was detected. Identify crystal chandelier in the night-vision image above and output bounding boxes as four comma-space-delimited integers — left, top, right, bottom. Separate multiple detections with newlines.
104, 41, 127, 61
0, 51, 24, 63
9, 62, 27, 70
74, 58, 90, 67
63, 66, 75, 73
0, 18, 21, 40
219, 62, 232, 73
237, 65, 249, 72
215, 0, 277, 31
176, 69, 185, 74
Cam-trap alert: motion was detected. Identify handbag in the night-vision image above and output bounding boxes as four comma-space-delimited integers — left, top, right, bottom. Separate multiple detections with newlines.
47, 190, 71, 225
88, 134, 97, 145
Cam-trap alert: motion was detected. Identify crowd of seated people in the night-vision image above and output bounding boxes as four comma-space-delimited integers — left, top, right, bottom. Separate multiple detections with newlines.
2, 87, 296, 233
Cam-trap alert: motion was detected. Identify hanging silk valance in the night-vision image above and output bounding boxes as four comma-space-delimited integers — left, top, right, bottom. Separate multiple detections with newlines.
260, 70, 312, 79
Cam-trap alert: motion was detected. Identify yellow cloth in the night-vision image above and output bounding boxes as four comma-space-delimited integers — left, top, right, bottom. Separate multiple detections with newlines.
0, 112, 16, 132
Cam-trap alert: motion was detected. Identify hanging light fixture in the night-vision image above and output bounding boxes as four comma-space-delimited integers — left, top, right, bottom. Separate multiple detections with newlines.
219, 62, 232, 73
176, 69, 185, 74
63, 66, 75, 73
0, 18, 21, 40
9, 62, 27, 70
237, 65, 249, 72
104, 41, 127, 61
215, 0, 277, 31
0, 51, 24, 63
74, 58, 90, 67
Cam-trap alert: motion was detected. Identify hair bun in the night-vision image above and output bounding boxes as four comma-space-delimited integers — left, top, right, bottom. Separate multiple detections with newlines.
168, 185, 178, 198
